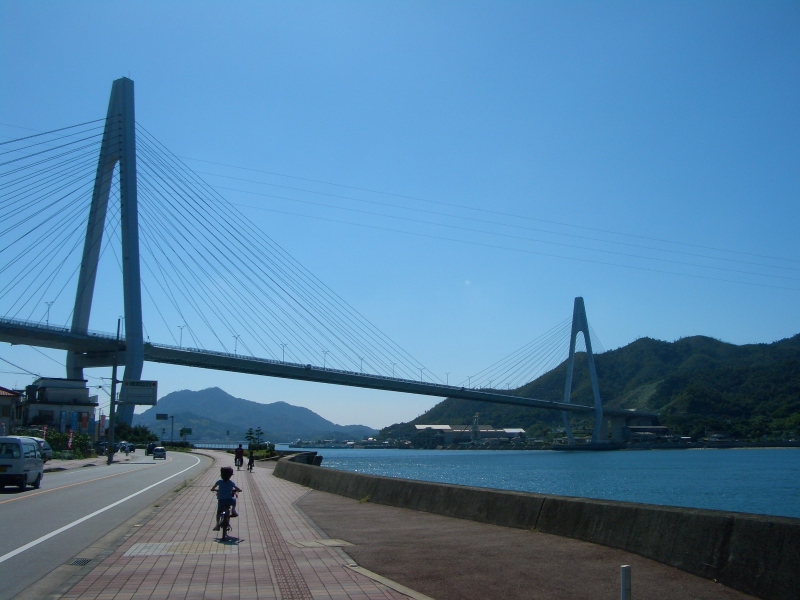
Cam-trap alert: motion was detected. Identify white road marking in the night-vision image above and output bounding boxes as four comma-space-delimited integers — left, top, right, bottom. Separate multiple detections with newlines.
0, 454, 202, 564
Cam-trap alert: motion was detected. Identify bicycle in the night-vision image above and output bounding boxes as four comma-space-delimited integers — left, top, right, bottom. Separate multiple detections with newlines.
216, 504, 232, 540
215, 493, 238, 541
234, 457, 243, 470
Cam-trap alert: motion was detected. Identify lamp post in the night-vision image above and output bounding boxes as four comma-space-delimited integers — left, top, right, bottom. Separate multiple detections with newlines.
420, 367, 425, 382
44, 301, 54, 326
322, 349, 329, 368
280, 343, 287, 362
360, 357, 364, 373
391, 363, 396, 377
446, 372, 450, 385
107, 318, 121, 465
233, 334, 241, 355
177, 325, 186, 348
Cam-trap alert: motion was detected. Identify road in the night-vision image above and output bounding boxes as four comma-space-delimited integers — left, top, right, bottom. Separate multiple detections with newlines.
0, 451, 210, 600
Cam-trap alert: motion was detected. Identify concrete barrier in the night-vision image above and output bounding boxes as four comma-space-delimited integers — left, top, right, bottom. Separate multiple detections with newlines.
274, 457, 799, 600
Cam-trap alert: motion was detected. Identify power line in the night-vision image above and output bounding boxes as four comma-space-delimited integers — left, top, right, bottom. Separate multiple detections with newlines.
181, 155, 799, 265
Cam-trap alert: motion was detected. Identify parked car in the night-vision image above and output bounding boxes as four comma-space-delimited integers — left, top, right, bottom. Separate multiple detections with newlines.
152, 446, 167, 460
145, 442, 157, 456
0, 436, 44, 490
25, 437, 53, 463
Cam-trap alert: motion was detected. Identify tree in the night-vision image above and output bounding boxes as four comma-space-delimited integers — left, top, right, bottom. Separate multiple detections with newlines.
245, 428, 255, 445
114, 423, 158, 444
254, 427, 264, 444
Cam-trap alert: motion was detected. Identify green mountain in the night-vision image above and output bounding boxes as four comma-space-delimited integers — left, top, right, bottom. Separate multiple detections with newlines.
382, 334, 800, 441
133, 387, 378, 442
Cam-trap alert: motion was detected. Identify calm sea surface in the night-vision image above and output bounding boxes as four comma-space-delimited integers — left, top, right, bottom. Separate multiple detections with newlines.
276, 446, 800, 518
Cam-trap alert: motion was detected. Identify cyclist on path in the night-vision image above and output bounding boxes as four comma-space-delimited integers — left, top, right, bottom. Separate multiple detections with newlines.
211, 466, 241, 530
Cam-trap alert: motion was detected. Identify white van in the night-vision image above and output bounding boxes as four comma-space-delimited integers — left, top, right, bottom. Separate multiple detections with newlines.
0, 436, 44, 491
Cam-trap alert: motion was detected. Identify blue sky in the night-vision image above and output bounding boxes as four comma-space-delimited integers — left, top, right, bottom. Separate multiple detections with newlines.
1, 2, 798, 429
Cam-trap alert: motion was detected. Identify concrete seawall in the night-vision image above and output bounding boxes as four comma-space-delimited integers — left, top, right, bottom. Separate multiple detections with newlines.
274, 455, 799, 600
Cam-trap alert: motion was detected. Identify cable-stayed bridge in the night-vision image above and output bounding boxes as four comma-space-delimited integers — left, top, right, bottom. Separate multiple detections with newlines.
0, 78, 654, 443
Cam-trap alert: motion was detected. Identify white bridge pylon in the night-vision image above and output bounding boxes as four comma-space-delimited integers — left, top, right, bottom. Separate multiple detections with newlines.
67, 77, 143, 425
561, 297, 605, 444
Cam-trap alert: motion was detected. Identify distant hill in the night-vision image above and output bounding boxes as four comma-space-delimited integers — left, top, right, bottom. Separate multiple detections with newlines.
381, 334, 800, 441
133, 387, 378, 442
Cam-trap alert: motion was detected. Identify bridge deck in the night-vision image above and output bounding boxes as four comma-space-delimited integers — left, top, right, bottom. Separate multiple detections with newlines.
0, 318, 656, 418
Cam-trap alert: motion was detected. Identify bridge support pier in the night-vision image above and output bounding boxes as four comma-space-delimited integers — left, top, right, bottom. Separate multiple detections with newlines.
610, 417, 627, 443
67, 77, 143, 426
561, 297, 604, 444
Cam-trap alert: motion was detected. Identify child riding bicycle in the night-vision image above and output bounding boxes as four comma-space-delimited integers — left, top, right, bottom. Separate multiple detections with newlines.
247, 450, 255, 472
211, 466, 242, 530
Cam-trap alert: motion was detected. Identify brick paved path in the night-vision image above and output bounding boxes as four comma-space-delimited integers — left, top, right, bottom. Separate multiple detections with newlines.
62, 451, 416, 600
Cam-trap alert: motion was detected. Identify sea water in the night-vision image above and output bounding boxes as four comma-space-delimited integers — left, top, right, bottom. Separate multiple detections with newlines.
277, 446, 800, 518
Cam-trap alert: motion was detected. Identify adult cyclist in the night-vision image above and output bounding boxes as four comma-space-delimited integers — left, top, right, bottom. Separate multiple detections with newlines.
234, 444, 244, 470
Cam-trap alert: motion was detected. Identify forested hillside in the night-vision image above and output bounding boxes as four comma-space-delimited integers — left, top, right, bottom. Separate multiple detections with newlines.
382, 334, 800, 441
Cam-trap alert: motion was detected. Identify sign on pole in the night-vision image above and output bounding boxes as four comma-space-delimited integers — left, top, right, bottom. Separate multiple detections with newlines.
155, 413, 169, 420
119, 380, 158, 405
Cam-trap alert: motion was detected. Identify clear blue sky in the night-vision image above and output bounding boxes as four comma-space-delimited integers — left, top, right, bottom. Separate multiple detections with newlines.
1, 2, 798, 429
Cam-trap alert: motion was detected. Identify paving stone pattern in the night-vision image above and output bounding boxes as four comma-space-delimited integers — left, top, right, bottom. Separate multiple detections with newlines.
62, 451, 410, 599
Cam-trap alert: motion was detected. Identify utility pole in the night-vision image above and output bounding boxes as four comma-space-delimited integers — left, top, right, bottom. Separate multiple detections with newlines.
171, 415, 174, 443
107, 318, 121, 465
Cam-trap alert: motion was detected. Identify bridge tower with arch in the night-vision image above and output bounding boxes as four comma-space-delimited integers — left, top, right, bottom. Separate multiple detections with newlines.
67, 77, 143, 425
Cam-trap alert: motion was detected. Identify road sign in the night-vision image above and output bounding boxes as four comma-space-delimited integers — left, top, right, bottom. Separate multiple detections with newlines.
179, 427, 192, 437
156, 413, 169, 420
119, 380, 158, 404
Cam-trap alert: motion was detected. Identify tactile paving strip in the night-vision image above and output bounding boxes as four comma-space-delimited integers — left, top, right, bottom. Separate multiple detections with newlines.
250, 480, 314, 600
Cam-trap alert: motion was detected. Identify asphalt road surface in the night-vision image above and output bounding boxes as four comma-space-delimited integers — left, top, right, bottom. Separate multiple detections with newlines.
0, 451, 210, 600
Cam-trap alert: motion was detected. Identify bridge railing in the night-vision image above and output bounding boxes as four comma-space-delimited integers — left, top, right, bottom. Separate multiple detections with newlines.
1, 316, 559, 399
147, 340, 484, 393
0, 316, 127, 342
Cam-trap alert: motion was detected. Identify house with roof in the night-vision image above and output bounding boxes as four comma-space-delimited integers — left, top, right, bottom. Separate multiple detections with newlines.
0, 386, 23, 436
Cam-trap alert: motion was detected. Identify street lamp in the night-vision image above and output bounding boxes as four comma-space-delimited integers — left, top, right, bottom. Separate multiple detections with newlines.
44, 301, 54, 326
360, 357, 364, 373
322, 349, 329, 368
391, 363, 396, 377
420, 367, 425, 382
233, 334, 241, 355
446, 372, 450, 385
177, 324, 186, 349
280, 343, 287, 362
